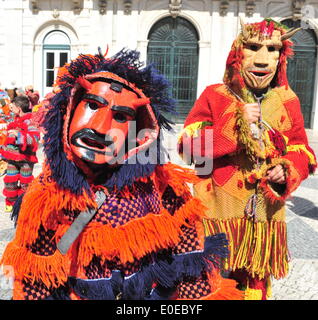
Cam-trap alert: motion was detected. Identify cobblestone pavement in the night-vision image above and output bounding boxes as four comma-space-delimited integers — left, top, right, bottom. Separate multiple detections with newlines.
0, 128, 317, 300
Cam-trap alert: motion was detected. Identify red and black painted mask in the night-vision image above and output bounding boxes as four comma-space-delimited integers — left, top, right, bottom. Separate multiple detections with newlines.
64, 72, 159, 167
43, 49, 175, 193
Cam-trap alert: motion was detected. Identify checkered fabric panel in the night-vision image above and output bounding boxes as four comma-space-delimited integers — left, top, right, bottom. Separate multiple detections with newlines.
92, 182, 161, 228
84, 256, 112, 279
85, 254, 152, 279
22, 279, 51, 300
29, 225, 56, 256
177, 276, 211, 299
173, 225, 202, 254
161, 186, 185, 215
120, 257, 148, 277
134, 182, 161, 214
63, 208, 80, 222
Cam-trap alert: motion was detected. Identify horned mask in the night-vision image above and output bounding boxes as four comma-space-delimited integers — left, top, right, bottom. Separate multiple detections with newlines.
224, 18, 301, 100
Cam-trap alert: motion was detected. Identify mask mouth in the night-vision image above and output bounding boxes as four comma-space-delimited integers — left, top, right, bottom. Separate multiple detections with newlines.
71, 128, 115, 155
249, 69, 272, 78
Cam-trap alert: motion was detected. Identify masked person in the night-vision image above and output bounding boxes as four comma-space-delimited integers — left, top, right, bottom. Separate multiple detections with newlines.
0, 49, 243, 300
0, 96, 40, 213
178, 19, 317, 300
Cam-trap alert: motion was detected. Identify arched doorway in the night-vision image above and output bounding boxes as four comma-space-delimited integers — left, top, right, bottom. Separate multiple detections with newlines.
282, 19, 318, 128
43, 30, 71, 95
147, 17, 199, 122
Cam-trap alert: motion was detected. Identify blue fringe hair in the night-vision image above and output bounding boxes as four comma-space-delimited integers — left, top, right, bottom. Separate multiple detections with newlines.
43, 48, 176, 195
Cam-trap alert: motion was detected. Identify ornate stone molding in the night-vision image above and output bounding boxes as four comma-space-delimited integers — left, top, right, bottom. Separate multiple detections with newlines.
31, 0, 39, 14
245, 0, 256, 17
292, 0, 306, 20
219, 0, 229, 17
52, 8, 60, 19
169, 0, 182, 18
124, 0, 132, 15
72, 0, 82, 14
99, 0, 107, 15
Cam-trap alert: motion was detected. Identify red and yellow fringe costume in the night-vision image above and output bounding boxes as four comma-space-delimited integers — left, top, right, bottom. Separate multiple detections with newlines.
178, 20, 317, 300
179, 84, 316, 300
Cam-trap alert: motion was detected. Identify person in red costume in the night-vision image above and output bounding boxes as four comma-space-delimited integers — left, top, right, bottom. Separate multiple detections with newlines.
0, 95, 40, 213
178, 18, 317, 300
0, 48, 243, 300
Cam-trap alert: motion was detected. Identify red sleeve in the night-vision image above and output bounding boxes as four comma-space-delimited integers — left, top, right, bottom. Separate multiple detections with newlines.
179, 85, 240, 164
283, 97, 316, 172
280, 97, 316, 193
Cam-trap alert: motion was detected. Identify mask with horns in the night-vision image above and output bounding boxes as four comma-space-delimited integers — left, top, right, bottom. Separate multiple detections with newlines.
43, 49, 175, 195
224, 18, 301, 101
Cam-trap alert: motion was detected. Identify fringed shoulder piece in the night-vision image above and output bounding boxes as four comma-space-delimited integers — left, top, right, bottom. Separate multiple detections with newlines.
153, 162, 201, 198
8, 165, 97, 247
0, 165, 97, 288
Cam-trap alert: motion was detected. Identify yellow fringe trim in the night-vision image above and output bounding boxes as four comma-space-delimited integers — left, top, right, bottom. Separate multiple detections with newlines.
203, 217, 289, 280
245, 288, 263, 300
177, 121, 213, 142
287, 144, 317, 166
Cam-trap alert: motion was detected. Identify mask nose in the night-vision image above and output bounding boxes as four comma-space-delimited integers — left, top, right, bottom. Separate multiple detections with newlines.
254, 46, 269, 68
88, 106, 113, 135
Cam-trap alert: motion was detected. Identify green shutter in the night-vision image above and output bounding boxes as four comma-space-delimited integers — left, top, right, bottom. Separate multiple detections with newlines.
283, 19, 317, 128
147, 17, 199, 123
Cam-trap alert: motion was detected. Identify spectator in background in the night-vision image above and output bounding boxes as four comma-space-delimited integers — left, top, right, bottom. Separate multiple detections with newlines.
15, 88, 25, 97
25, 85, 40, 109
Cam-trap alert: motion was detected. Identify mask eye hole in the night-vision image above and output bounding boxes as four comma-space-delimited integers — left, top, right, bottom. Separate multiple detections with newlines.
249, 44, 259, 51
113, 112, 128, 123
87, 102, 99, 110
268, 46, 276, 52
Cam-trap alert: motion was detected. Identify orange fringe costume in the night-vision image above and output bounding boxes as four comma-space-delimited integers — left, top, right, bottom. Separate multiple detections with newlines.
0, 49, 243, 300
178, 20, 317, 300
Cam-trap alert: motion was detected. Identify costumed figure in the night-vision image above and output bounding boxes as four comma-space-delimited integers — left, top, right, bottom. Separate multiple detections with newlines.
0, 97, 15, 177
0, 115, 8, 177
0, 117, 8, 177
0, 96, 40, 213
178, 19, 317, 300
0, 48, 243, 300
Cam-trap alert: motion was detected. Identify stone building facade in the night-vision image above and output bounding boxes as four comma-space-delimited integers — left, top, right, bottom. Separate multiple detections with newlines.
0, 0, 317, 128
